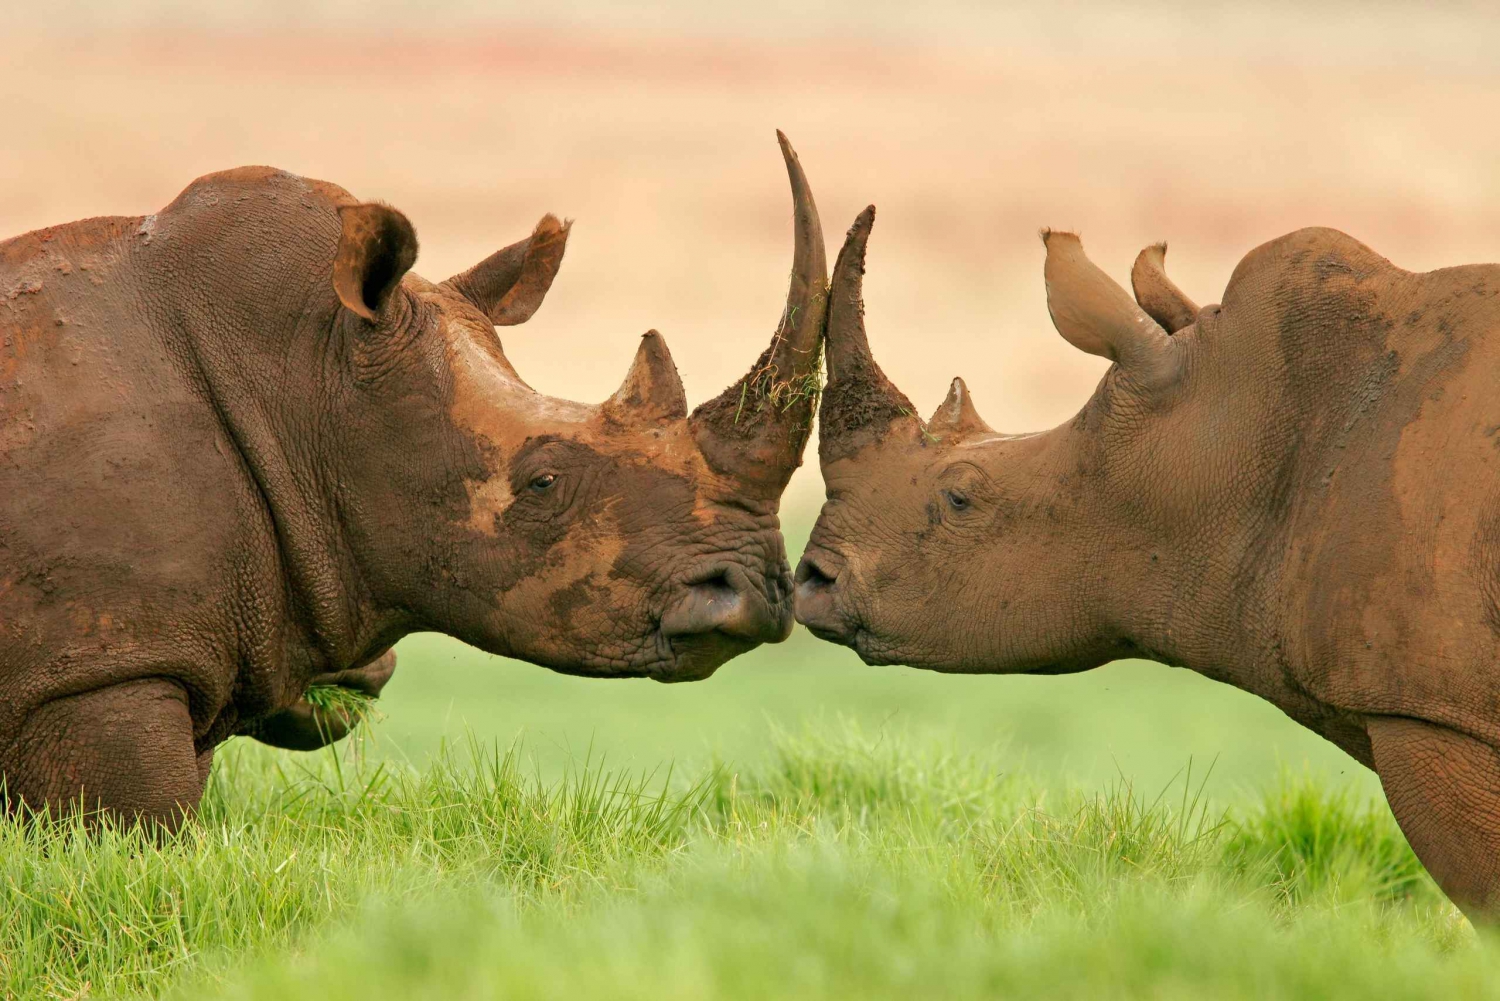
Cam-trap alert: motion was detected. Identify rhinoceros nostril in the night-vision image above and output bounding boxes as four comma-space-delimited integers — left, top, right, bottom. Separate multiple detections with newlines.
689, 569, 736, 600
794, 554, 837, 590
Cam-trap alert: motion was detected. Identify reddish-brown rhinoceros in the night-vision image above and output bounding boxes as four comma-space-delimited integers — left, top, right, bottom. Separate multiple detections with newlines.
796, 206, 1500, 916
0, 133, 827, 827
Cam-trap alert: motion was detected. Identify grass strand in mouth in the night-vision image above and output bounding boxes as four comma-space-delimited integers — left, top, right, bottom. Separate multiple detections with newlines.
302, 684, 383, 727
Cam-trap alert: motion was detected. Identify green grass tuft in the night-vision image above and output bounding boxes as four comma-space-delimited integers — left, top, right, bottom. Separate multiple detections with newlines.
0, 724, 1480, 1000
301, 683, 380, 724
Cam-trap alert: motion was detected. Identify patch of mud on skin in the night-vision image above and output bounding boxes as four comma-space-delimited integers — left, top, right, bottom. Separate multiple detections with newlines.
816, 372, 916, 462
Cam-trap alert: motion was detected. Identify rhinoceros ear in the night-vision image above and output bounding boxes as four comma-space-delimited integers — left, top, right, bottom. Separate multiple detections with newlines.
444, 214, 571, 326
333, 203, 419, 322
1041, 229, 1180, 387
1131, 242, 1199, 334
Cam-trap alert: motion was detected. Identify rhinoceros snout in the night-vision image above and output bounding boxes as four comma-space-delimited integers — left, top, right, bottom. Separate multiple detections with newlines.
660, 563, 792, 646
792, 551, 854, 645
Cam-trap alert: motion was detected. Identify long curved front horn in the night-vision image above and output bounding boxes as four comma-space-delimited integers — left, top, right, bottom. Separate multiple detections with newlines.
690, 132, 829, 493
817, 206, 919, 463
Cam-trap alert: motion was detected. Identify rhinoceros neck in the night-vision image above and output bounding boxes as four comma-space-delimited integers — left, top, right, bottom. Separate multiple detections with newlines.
147, 187, 405, 674
182, 320, 401, 671
1096, 239, 1447, 700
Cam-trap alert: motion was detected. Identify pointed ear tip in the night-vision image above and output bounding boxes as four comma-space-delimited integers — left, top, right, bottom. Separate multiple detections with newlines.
1136, 241, 1168, 264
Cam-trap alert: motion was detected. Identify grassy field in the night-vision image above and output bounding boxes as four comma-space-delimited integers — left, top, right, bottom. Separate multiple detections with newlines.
0, 722, 1482, 1000
4, 512, 1452, 1000
0, 549, 1481, 1001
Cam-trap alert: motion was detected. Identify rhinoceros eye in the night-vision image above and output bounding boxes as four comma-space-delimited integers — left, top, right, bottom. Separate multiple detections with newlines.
529, 473, 558, 492
944, 489, 970, 512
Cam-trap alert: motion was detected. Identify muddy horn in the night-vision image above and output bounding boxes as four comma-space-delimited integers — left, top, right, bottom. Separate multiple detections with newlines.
817, 206, 919, 463
690, 131, 828, 493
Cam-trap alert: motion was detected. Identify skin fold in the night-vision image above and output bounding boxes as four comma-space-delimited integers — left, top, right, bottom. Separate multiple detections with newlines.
796, 206, 1500, 919
0, 134, 828, 828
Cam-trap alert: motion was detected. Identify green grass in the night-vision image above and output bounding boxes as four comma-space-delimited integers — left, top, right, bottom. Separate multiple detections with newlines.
300, 683, 380, 723
0, 725, 1483, 1001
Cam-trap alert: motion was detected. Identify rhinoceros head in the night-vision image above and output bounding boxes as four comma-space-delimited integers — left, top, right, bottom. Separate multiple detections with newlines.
795, 207, 1198, 672
324, 135, 826, 681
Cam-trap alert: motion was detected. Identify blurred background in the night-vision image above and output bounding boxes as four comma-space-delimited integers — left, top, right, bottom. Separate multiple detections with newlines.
6, 0, 1498, 799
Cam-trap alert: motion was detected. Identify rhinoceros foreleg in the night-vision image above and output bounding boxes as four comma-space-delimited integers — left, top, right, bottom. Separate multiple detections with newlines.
1369, 715, 1500, 920
245, 650, 396, 752
4, 676, 205, 830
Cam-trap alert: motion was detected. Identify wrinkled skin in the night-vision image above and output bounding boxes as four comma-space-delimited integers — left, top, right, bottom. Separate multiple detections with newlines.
798, 208, 1500, 918
1, 134, 827, 827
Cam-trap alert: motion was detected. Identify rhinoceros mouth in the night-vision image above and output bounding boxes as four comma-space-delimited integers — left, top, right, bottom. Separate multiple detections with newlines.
848, 628, 902, 667
652, 630, 762, 683
802, 619, 855, 647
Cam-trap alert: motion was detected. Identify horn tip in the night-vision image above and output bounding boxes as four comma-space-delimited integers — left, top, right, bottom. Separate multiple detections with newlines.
837, 208, 876, 267
777, 130, 801, 168
639, 329, 673, 355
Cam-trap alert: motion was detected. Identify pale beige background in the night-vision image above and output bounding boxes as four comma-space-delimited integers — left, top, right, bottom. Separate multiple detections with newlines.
5, 2, 1499, 517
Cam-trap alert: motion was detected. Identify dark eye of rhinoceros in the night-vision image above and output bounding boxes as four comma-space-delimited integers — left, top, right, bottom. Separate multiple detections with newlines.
530, 473, 557, 492
944, 489, 970, 512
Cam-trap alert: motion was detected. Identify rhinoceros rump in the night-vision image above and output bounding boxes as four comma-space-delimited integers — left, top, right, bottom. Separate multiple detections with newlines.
0, 133, 827, 828
797, 207, 1500, 917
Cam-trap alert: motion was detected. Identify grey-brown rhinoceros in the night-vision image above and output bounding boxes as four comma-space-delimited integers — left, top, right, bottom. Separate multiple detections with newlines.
796, 206, 1500, 917
0, 133, 828, 828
